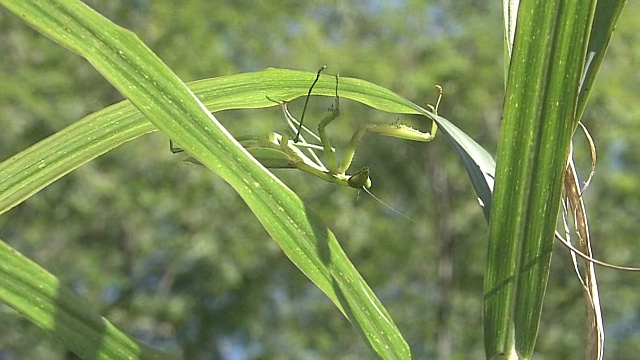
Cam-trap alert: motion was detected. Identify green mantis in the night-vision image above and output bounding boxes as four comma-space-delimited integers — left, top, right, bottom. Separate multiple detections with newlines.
172, 67, 441, 193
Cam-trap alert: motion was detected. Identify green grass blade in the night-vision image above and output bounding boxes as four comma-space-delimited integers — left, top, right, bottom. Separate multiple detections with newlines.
485, 1, 597, 358
577, 0, 626, 119
0, 238, 177, 360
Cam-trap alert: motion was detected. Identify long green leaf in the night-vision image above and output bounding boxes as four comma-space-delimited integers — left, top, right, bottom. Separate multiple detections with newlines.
484, 1, 597, 358
0, 238, 177, 360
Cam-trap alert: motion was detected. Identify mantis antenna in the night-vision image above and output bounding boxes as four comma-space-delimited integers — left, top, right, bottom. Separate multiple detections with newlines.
362, 186, 416, 223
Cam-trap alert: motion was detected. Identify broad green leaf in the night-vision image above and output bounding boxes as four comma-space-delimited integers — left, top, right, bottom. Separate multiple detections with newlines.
485, 1, 597, 359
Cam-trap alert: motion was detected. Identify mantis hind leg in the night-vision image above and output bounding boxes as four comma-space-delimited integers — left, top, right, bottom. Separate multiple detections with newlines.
169, 140, 202, 165
169, 140, 182, 154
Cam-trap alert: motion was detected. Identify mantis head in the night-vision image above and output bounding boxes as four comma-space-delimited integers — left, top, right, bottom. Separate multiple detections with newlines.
347, 167, 372, 189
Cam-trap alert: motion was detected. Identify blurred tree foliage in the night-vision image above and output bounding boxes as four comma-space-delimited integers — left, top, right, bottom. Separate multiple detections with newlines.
0, 1, 638, 359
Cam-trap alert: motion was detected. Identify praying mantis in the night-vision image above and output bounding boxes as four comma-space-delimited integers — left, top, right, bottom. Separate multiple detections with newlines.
172, 67, 441, 194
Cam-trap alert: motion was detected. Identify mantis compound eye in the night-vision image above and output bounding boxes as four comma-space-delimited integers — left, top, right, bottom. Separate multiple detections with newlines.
347, 167, 372, 189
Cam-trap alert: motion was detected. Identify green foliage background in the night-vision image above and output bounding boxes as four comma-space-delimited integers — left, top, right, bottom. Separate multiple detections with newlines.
0, 1, 638, 358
